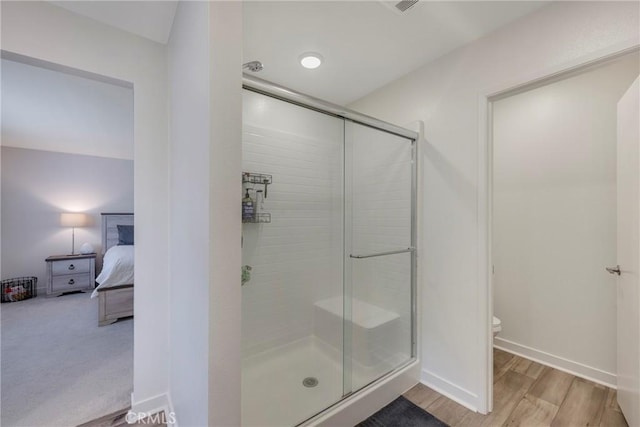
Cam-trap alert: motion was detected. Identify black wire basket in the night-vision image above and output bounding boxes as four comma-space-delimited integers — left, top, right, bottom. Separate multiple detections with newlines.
1, 277, 37, 303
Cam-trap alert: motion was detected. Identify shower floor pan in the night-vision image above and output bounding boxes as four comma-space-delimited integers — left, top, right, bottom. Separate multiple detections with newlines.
242, 336, 342, 427
241, 334, 408, 427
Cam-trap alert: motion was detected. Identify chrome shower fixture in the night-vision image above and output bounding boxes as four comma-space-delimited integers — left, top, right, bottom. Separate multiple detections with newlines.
243, 61, 264, 72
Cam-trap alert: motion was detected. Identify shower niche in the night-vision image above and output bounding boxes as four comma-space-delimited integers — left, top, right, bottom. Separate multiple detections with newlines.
241, 81, 417, 427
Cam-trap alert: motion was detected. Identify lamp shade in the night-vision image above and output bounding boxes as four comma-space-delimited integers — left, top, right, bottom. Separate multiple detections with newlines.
60, 213, 87, 227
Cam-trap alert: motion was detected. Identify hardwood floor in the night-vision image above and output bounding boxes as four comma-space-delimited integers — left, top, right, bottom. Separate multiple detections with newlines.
403, 349, 629, 427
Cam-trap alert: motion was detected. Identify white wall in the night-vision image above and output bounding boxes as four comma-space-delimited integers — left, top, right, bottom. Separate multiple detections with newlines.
167, 2, 210, 424
168, 2, 243, 425
1, 0, 170, 412
493, 54, 639, 385
1, 58, 133, 160
207, 3, 242, 425
349, 1, 640, 410
241, 90, 344, 356
1, 147, 133, 291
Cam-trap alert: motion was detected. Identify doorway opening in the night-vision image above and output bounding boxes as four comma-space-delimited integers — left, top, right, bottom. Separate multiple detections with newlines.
0, 52, 135, 426
486, 51, 639, 424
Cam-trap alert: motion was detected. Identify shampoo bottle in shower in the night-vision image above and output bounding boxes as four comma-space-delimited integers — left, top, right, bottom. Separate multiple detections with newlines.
242, 189, 255, 221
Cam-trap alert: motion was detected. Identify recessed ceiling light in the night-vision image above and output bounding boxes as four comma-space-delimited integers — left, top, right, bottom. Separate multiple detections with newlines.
299, 52, 323, 69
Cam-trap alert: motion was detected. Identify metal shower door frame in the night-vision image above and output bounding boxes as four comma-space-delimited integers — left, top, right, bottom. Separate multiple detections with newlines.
242, 73, 419, 420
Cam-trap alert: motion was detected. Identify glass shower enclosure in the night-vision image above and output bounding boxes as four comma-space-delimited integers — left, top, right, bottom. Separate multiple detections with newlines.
241, 76, 417, 427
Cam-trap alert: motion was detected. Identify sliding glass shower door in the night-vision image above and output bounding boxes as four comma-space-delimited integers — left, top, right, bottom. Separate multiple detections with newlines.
241, 87, 416, 427
241, 90, 345, 427
343, 121, 415, 394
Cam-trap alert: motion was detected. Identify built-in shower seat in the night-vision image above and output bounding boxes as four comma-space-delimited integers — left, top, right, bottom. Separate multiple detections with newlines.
313, 297, 402, 369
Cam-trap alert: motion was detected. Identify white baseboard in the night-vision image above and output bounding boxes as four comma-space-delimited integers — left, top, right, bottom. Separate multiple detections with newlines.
420, 369, 478, 412
494, 337, 616, 388
129, 392, 176, 426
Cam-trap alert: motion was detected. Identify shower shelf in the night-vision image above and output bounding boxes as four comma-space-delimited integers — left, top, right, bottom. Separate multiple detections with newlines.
242, 171, 272, 224
242, 172, 272, 185
242, 213, 271, 224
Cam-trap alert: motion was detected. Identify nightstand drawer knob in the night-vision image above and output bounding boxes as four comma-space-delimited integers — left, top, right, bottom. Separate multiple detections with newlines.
68, 279, 75, 285
68, 264, 75, 270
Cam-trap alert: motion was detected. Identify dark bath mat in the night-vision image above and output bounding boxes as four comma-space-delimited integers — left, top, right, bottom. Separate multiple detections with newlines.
356, 396, 449, 427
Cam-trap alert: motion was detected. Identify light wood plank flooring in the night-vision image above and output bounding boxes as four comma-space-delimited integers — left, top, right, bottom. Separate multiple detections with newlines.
403, 349, 628, 427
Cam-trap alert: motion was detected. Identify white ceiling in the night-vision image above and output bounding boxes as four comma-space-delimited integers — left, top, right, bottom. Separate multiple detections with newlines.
1, 59, 134, 160
243, 1, 548, 105
52, 1, 178, 44
47, 1, 548, 105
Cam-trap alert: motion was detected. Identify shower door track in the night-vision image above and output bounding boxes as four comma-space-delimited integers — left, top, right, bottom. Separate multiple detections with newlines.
243, 74, 419, 141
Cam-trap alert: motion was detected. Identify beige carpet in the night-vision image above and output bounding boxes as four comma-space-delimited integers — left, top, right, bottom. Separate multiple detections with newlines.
1, 292, 132, 426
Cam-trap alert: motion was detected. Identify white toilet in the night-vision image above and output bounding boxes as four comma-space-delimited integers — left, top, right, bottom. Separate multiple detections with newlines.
492, 316, 502, 337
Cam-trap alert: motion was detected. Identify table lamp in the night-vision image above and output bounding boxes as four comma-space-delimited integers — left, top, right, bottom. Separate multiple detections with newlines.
60, 213, 87, 255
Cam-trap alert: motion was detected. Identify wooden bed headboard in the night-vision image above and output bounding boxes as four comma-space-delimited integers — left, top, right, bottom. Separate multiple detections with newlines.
101, 213, 134, 253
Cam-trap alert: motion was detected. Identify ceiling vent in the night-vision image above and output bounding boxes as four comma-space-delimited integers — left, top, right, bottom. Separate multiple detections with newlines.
395, 0, 419, 13
379, 0, 420, 15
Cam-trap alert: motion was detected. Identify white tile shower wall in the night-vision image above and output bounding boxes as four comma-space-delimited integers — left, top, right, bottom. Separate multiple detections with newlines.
348, 122, 413, 371
242, 91, 344, 356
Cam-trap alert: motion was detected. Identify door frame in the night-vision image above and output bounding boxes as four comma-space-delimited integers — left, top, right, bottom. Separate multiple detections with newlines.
476, 40, 640, 413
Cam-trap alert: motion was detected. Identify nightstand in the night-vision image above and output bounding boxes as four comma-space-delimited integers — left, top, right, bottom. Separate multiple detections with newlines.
45, 253, 96, 296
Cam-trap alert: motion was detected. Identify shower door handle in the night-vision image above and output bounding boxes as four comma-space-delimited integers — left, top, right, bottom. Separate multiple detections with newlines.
349, 247, 415, 259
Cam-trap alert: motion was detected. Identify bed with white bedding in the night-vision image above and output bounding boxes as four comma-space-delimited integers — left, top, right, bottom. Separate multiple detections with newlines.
96, 213, 134, 326
92, 245, 134, 297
